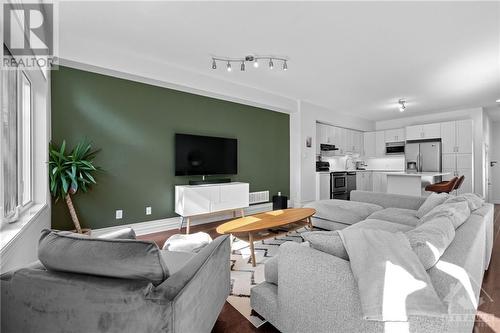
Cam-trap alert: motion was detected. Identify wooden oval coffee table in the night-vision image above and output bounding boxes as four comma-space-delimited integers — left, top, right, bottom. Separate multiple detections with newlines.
216, 208, 316, 267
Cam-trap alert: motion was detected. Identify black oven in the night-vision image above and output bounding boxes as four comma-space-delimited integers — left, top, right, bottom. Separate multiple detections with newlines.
330, 172, 348, 200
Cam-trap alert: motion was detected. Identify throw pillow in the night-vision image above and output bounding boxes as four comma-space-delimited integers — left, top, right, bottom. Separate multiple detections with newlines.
301, 231, 349, 260
405, 216, 455, 270
416, 192, 450, 218
445, 193, 484, 211
38, 229, 169, 284
419, 201, 470, 229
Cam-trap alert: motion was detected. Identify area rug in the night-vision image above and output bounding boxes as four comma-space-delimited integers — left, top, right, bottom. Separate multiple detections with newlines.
227, 228, 315, 327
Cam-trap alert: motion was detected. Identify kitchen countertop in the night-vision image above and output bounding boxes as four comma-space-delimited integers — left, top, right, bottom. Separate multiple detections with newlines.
386, 172, 451, 177
316, 169, 404, 173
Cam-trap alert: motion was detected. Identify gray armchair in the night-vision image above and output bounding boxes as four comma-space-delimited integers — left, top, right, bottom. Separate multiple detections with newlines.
1, 232, 230, 333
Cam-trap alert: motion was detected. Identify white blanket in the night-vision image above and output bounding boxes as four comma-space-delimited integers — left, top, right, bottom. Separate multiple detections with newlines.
305, 199, 382, 225
338, 228, 446, 322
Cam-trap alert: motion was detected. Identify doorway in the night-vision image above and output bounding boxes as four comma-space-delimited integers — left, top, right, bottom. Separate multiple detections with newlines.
491, 122, 500, 203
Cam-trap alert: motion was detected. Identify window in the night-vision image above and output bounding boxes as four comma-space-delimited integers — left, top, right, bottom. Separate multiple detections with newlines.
1, 45, 33, 223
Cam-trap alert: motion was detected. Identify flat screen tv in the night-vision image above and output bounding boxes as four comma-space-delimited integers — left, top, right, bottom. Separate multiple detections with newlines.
175, 133, 237, 176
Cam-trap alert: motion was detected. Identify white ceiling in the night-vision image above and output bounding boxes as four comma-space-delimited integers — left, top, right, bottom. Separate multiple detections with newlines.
57, 1, 500, 121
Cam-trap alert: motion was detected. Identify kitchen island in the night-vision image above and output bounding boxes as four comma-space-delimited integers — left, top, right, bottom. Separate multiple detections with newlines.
386, 172, 451, 197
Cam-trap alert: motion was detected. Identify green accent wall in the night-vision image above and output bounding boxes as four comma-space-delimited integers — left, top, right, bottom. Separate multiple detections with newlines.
51, 66, 290, 230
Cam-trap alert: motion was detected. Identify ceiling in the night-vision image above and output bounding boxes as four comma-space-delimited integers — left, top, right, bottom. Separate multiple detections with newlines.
57, 1, 500, 121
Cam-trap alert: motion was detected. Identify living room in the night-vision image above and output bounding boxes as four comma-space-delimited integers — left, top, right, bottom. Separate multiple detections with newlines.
1, 1, 499, 333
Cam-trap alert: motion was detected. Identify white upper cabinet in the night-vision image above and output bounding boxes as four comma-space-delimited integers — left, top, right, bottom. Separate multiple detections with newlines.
424, 123, 441, 139
405, 123, 441, 140
384, 128, 405, 142
405, 125, 422, 140
440, 119, 473, 154
441, 121, 456, 154
456, 119, 473, 154
316, 123, 364, 155
363, 132, 376, 157
375, 131, 385, 157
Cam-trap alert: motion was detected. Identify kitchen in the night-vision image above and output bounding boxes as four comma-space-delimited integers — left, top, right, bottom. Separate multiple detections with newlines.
315, 119, 473, 200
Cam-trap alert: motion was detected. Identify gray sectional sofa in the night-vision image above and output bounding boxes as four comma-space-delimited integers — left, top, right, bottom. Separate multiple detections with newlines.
251, 191, 494, 333
1, 229, 231, 333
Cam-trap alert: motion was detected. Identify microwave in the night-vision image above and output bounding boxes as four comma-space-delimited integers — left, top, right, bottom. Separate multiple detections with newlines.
385, 142, 405, 155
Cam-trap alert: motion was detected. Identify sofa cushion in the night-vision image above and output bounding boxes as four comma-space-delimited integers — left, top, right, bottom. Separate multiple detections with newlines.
367, 208, 420, 227
406, 217, 456, 270
162, 232, 212, 253
304, 199, 383, 225
347, 218, 414, 233
160, 250, 195, 275
38, 229, 169, 284
419, 201, 470, 229
301, 231, 349, 260
416, 193, 450, 218
444, 193, 484, 211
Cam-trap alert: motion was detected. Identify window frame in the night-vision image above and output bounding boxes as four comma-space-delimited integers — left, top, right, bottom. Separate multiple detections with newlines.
18, 70, 33, 210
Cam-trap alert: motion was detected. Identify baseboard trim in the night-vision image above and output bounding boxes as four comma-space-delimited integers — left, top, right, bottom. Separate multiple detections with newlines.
92, 202, 277, 237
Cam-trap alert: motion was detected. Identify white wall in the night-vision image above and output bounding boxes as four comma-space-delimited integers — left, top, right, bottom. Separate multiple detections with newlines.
491, 121, 500, 204
376, 107, 486, 197
294, 101, 374, 204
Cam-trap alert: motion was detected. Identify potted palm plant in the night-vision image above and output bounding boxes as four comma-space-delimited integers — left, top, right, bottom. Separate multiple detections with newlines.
49, 140, 100, 234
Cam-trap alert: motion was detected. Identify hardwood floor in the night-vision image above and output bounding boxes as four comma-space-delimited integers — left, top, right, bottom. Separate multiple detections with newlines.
139, 205, 500, 333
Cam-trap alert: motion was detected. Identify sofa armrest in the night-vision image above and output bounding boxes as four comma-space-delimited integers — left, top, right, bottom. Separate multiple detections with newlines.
276, 241, 381, 332
351, 190, 426, 210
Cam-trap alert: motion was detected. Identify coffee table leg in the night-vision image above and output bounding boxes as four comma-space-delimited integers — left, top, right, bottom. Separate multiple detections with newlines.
308, 217, 313, 230
249, 233, 256, 267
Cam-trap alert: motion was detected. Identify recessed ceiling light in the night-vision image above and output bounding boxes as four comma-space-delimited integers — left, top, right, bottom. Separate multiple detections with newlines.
496, 99, 500, 103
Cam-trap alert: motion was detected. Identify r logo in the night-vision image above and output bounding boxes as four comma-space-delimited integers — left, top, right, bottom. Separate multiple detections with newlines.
4, 3, 53, 56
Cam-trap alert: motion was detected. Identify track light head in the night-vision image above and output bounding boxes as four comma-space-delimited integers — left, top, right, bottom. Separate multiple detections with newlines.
226, 61, 232, 72
212, 59, 217, 70
241, 61, 245, 71
283, 60, 288, 71
398, 99, 406, 112
269, 58, 274, 69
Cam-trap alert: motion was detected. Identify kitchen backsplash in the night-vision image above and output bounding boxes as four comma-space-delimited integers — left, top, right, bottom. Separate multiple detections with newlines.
319, 155, 404, 171
366, 157, 405, 170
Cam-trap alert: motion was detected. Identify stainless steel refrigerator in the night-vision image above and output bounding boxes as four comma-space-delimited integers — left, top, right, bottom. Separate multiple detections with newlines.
405, 140, 442, 172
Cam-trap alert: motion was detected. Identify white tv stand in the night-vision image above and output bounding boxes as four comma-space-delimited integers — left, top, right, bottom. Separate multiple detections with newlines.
175, 182, 249, 233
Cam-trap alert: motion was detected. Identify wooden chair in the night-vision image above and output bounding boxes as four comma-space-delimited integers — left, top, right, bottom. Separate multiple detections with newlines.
453, 175, 465, 192
425, 176, 459, 194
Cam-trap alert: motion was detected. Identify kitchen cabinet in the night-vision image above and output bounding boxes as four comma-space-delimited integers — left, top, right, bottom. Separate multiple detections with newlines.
405, 123, 441, 140
356, 172, 373, 191
442, 153, 473, 194
317, 123, 364, 155
316, 173, 331, 200
375, 131, 386, 157
363, 132, 376, 157
441, 120, 473, 154
384, 128, 405, 142
372, 172, 387, 193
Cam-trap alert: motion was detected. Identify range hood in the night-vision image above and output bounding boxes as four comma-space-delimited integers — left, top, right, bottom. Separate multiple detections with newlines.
320, 144, 339, 151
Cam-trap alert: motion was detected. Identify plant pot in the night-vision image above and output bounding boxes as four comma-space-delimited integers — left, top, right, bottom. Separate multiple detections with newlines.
70, 228, 92, 236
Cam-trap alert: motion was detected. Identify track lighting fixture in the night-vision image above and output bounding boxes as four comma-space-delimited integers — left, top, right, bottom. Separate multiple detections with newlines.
398, 99, 407, 112
210, 55, 289, 73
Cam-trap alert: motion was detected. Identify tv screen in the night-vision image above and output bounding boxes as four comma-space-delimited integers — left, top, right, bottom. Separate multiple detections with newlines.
175, 133, 237, 176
